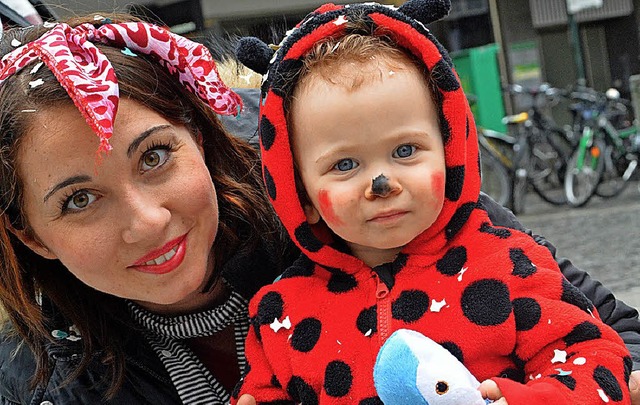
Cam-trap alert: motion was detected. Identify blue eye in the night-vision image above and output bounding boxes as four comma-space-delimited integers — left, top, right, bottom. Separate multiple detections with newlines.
334, 158, 358, 172
393, 144, 416, 158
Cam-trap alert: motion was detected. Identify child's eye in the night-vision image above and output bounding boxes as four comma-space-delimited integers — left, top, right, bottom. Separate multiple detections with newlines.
393, 144, 416, 158
61, 190, 97, 213
140, 142, 174, 172
334, 158, 359, 172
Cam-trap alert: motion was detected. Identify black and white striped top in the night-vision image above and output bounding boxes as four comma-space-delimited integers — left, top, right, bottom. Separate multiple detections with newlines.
128, 291, 250, 404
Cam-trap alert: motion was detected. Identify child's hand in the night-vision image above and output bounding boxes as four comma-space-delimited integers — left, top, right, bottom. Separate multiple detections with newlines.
479, 379, 509, 404
236, 394, 256, 405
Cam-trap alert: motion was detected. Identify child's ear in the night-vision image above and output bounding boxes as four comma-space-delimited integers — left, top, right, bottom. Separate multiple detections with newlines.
303, 204, 321, 225
8, 225, 57, 260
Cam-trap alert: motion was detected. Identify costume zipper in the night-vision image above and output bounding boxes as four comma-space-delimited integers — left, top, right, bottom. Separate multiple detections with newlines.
373, 272, 391, 346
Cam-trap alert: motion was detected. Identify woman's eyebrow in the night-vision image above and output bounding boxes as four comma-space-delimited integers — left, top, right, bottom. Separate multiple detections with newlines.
126, 124, 172, 158
43, 175, 91, 203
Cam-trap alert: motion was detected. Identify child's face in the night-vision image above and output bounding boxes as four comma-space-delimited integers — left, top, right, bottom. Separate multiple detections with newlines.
291, 60, 446, 266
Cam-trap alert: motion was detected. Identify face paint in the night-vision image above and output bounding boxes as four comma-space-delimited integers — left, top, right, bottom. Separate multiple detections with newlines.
431, 171, 446, 202
318, 189, 343, 226
371, 174, 392, 197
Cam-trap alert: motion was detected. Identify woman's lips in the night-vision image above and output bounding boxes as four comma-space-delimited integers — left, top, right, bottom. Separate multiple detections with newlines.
130, 234, 188, 275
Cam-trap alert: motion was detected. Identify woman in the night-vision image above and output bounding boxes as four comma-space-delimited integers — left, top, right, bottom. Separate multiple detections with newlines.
0, 14, 637, 405
0, 15, 290, 404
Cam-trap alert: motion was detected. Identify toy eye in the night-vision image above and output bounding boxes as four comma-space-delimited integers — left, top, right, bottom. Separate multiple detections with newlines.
435, 381, 449, 395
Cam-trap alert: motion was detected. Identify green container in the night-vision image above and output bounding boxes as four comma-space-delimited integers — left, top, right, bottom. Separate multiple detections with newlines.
451, 43, 506, 133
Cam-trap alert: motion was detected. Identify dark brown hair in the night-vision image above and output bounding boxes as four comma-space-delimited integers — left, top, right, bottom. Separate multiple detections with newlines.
0, 15, 284, 398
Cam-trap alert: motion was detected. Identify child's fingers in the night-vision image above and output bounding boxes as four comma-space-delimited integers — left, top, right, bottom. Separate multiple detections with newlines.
237, 394, 257, 405
478, 379, 503, 400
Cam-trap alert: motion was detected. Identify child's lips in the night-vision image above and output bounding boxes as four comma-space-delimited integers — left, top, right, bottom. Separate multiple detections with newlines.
368, 210, 408, 222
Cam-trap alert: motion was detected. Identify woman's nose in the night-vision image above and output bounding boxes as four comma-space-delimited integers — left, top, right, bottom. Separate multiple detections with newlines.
120, 191, 171, 244
365, 173, 402, 200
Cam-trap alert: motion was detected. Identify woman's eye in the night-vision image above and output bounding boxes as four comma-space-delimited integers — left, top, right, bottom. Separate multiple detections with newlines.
393, 144, 416, 158
141, 148, 170, 171
65, 191, 96, 211
334, 158, 358, 172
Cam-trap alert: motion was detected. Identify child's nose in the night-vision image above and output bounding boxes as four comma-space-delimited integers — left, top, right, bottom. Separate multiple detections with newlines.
365, 173, 402, 200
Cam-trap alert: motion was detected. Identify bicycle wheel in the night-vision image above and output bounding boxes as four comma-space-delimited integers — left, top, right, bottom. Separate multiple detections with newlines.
595, 144, 634, 198
529, 130, 572, 205
564, 139, 605, 207
480, 147, 511, 208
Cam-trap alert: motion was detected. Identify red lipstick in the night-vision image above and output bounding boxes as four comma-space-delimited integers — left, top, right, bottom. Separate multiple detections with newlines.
130, 233, 187, 275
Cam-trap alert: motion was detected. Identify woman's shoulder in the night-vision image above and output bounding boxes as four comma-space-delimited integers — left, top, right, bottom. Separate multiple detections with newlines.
0, 323, 37, 403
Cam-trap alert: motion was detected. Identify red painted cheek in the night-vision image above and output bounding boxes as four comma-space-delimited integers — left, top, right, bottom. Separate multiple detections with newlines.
431, 171, 446, 203
318, 189, 344, 226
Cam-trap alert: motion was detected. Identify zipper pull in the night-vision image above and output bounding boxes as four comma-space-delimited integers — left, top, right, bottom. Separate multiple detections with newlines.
374, 273, 389, 299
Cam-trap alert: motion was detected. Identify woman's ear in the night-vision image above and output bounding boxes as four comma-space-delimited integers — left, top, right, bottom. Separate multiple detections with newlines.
303, 204, 321, 225
8, 225, 57, 260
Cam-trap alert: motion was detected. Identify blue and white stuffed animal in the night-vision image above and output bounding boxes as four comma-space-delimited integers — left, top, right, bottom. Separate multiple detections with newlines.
374, 329, 491, 405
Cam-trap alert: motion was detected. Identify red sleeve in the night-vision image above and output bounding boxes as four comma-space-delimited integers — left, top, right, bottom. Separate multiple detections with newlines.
492, 244, 632, 404
231, 289, 294, 405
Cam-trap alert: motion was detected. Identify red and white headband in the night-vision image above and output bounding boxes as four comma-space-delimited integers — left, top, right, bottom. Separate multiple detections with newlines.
0, 21, 242, 153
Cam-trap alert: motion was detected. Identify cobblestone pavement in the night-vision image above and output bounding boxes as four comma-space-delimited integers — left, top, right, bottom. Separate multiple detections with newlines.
517, 181, 640, 310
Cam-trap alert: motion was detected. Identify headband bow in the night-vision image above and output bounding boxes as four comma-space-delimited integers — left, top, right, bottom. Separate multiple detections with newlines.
0, 21, 242, 154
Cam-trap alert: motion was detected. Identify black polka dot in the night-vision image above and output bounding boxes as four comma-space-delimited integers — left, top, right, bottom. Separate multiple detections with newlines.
436, 246, 467, 276
290, 318, 322, 353
445, 165, 465, 202
287, 376, 318, 405
327, 268, 358, 293
324, 361, 353, 397
462, 279, 511, 326
510, 248, 537, 278
561, 278, 594, 314
512, 297, 541, 331
479, 222, 512, 239
391, 290, 429, 323
356, 306, 377, 337
446, 202, 476, 240
264, 165, 276, 200
432, 58, 460, 92
260, 115, 276, 151
500, 367, 525, 383
270, 59, 304, 98
594, 366, 623, 401
255, 291, 284, 325
271, 374, 282, 388
441, 341, 464, 364
359, 397, 384, 405
438, 105, 451, 145
550, 374, 576, 390
563, 321, 602, 346
294, 223, 323, 252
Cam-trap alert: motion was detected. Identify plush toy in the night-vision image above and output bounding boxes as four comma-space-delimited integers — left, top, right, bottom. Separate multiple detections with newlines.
374, 329, 491, 405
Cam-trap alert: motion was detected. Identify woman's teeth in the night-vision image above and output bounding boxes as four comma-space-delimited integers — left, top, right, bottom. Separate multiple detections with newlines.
145, 246, 178, 266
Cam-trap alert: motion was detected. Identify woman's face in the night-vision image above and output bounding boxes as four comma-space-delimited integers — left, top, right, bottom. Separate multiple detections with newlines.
15, 99, 219, 308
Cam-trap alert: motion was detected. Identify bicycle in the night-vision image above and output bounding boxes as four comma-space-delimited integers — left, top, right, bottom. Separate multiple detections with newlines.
477, 84, 574, 214
564, 87, 640, 206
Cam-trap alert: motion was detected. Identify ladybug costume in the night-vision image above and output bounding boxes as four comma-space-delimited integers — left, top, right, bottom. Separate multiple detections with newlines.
232, 1, 632, 403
